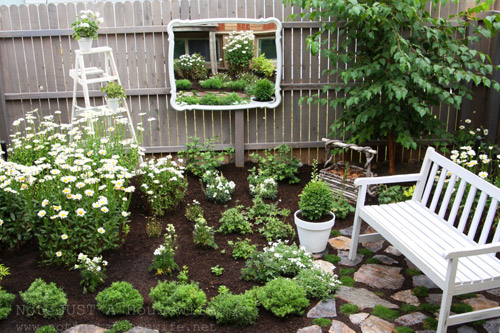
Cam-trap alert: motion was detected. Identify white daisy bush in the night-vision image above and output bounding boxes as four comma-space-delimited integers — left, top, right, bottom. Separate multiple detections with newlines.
138, 156, 187, 216
223, 30, 255, 75
202, 170, 236, 204
173, 53, 207, 80
0, 109, 143, 265
74, 253, 108, 294
150, 224, 178, 276
71, 10, 103, 40
247, 168, 278, 200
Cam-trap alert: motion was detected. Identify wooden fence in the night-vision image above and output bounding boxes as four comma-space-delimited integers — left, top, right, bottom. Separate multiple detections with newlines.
0, 0, 499, 165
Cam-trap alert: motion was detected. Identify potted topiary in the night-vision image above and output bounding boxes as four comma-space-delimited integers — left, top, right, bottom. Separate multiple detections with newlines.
71, 10, 103, 51
101, 82, 126, 111
252, 78, 275, 102
294, 164, 336, 253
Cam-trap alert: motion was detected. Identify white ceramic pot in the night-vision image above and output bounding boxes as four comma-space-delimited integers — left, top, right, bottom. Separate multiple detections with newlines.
294, 210, 335, 253
106, 98, 120, 111
77, 37, 93, 51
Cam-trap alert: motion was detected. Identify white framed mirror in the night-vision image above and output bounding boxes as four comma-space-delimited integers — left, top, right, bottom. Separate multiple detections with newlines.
167, 17, 282, 111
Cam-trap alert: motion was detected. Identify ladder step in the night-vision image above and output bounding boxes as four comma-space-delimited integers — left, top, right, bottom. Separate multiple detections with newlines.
84, 75, 120, 84
75, 46, 113, 55
69, 67, 104, 78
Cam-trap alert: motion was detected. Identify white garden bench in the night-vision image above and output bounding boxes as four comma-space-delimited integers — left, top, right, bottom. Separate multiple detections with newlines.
349, 147, 500, 332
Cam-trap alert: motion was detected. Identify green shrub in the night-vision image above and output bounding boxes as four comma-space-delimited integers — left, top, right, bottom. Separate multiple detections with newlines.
106, 320, 134, 333
0, 290, 15, 320
35, 326, 57, 333
218, 206, 252, 235
224, 31, 254, 75
405, 268, 421, 276
219, 92, 244, 105
253, 79, 275, 101
20, 278, 67, 319
200, 93, 220, 105
203, 170, 236, 204
174, 53, 207, 80
205, 286, 259, 325
395, 327, 414, 333
299, 179, 335, 221
211, 265, 224, 276
95, 282, 143, 315
331, 194, 355, 219
258, 217, 295, 242
340, 276, 355, 287
149, 280, 206, 317
176, 93, 200, 105
247, 196, 290, 224
378, 185, 414, 204
372, 305, 399, 321
323, 254, 341, 265
294, 268, 341, 300
178, 136, 233, 177
312, 318, 332, 328
193, 217, 217, 249
185, 200, 204, 222
249, 144, 300, 184
225, 79, 248, 91
0, 189, 31, 250
339, 268, 356, 276
236, 72, 259, 85
256, 278, 309, 317
101, 81, 126, 100
339, 303, 359, 315
247, 168, 278, 199
200, 77, 224, 89
176, 79, 192, 90
412, 286, 429, 297
451, 303, 474, 314
228, 238, 257, 260
250, 54, 275, 78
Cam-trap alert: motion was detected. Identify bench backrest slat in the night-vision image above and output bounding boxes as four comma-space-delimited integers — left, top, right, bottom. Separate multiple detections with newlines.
467, 191, 488, 241
446, 178, 467, 226
457, 185, 477, 234
438, 173, 457, 219
430, 167, 448, 212
421, 163, 439, 207
479, 199, 499, 244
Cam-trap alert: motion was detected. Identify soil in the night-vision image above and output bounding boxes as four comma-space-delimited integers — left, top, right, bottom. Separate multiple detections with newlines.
322, 165, 367, 180
0, 161, 495, 333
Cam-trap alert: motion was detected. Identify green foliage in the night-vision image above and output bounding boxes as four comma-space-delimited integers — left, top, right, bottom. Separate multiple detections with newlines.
106, 320, 134, 333
218, 206, 253, 235
193, 217, 218, 249
178, 136, 233, 177
150, 224, 178, 276
331, 193, 355, 219
312, 318, 332, 328
330, 229, 342, 237
299, 179, 335, 221
339, 276, 355, 287
286, 0, 500, 165
378, 185, 414, 204
258, 217, 295, 242
256, 278, 309, 318
294, 268, 341, 300
423, 317, 438, 330
175, 79, 192, 90
247, 168, 278, 199
339, 303, 359, 315
174, 53, 207, 80
228, 238, 257, 260
0, 263, 9, 288
211, 72, 232, 83
253, 79, 275, 101
412, 286, 429, 297
224, 31, 254, 75
71, 10, 102, 40
0, 290, 15, 320
210, 265, 224, 276
100, 82, 126, 100
372, 305, 399, 321
247, 196, 290, 225
95, 282, 143, 315
200, 77, 224, 89
418, 303, 439, 313
323, 254, 341, 265
236, 72, 259, 85
0, 189, 31, 250
185, 200, 204, 222
146, 217, 162, 238
451, 303, 474, 314
74, 253, 107, 294
400, 304, 418, 314
225, 79, 248, 91
456, 293, 477, 300
20, 278, 67, 319
176, 93, 200, 105
250, 144, 300, 184
366, 258, 382, 264
395, 327, 414, 333
250, 54, 276, 78
205, 286, 259, 326
405, 268, 421, 277
35, 326, 58, 333
203, 170, 236, 204
357, 248, 374, 256
339, 268, 355, 276
149, 279, 207, 317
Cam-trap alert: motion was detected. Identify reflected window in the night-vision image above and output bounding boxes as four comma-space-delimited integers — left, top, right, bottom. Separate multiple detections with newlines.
174, 38, 220, 61
258, 38, 277, 60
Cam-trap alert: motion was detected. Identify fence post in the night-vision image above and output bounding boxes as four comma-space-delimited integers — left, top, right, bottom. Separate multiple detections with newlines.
0, 52, 9, 145
234, 109, 245, 167
485, 32, 500, 144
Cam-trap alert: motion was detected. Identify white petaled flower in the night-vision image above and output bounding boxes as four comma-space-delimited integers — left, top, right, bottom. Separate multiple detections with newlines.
56, 251, 62, 257
38, 210, 47, 218
42, 199, 49, 207
0, 219, 3, 226
61, 234, 68, 240
101, 207, 109, 213
97, 227, 105, 234
58, 210, 69, 219
76, 208, 86, 217
465, 119, 471, 124
478, 171, 488, 179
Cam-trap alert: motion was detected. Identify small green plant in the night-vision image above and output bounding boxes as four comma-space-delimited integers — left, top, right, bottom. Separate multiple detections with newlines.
256, 278, 309, 318
253, 78, 275, 101
211, 265, 224, 276
378, 185, 414, 204
418, 303, 439, 313
247, 168, 278, 199
412, 286, 429, 297
258, 217, 295, 242
176, 79, 192, 90
205, 286, 259, 326
74, 253, 108, 294
405, 268, 421, 277
95, 282, 143, 315
323, 254, 341, 265
249, 144, 300, 184
185, 200, 204, 222
193, 217, 218, 249
176, 92, 200, 105
250, 54, 275, 78
366, 258, 382, 264
225, 79, 248, 91
228, 238, 257, 260
372, 305, 399, 321
174, 53, 207, 80
395, 327, 414, 333
146, 217, 162, 238
218, 206, 253, 235
150, 224, 178, 276
0, 290, 15, 320
400, 304, 418, 314
312, 318, 332, 328
375, 291, 385, 297
451, 303, 474, 314
71, 9, 102, 40
423, 317, 438, 330
299, 178, 335, 221
330, 229, 342, 237
106, 320, 134, 333
200, 77, 224, 89
203, 170, 236, 204
456, 293, 477, 300
331, 193, 355, 219
357, 248, 374, 256
20, 278, 67, 319
178, 136, 232, 177
294, 267, 341, 300
339, 276, 355, 287
339, 303, 359, 315
339, 268, 356, 276
224, 30, 254, 75
247, 196, 290, 225
211, 72, 232, 83
35, 326, 58, 333
101, 81, 126, 100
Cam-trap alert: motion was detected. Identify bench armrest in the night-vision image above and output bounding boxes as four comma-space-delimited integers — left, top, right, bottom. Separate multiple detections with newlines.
443, 243, 500, 259
354, 173, 422, 187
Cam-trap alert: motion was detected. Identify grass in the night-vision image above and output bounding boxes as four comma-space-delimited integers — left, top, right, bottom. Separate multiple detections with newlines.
395, 327, 414, 333
423, 317, 438, 330
357, 248, 374, 256
372, 305, 399, 321
412, 286, 429, 297
339, 304, 359, 315
456, 293, 477, 300
312, 318, 332, 327
330, 229, 342, 237
451, 303, 473, 314
365, 258, 382, 264
400, 304, 418, 314
339, 268, 356, 276
405, 268, 421, 276
339, 276, 355, 287
323, 254, 341, 265
418, 303, 439, 313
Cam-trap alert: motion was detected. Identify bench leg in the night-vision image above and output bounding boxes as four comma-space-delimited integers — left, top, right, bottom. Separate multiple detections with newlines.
349, 207, 362, 261
437, 259, 458, 333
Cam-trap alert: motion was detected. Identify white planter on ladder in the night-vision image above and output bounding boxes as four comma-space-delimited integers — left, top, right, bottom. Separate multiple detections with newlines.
77, 38, 93, 51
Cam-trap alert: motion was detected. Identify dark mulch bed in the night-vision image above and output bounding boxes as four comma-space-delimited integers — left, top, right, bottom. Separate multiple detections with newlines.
0, 161, 494, 332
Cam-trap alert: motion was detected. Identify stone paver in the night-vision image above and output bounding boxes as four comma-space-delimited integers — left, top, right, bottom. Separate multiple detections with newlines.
127, 328, 160, 333
338, 250, 364, 266
297, 325, 322, 333
312, 249, 328, 259
372, 255, 398, 265
361, 241, 385, 253
463, 294, 499, 311
329, 320, 356, 333
483, 318, 500, 332
425, 293, 442, 306
412, 275, 438, 289
328, 236, 351, 250
313, 260, 335, 275
340, 226, 353, 236
391, 290, 420, 306
63, 325, 106, 333
354, 264, 404, 290
384, 246, 402, 256
486, 288, 500, 297
349, 312, 370, 325
360, 315, 395, 333
405, 258, 419, 270
457, 326, 478, 333
395, 312, 427, 326
337, 286, 398, 309
307, 299, 337, 318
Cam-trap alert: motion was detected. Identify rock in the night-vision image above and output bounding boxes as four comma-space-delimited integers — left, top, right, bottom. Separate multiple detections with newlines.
457, 326, 477, 333
412, 275, 438, 289
63, 325, 106, 333
313, 260, 335, 275
385, 246, 402, 256
360, 315, 395, 333
338, 250, 363, 266
463, 294, 499, 311
406, 258, 419, 270
127, 328, 160, 333
312, 249, 328, 259
328, 236, 351, 250
329, 320, 356, 333
354, 264, 404, 290
307, 299, 337, 318
340, 226, 353, 236
365, 226, 377, 234
486, 288, 500, 297
395, 312, 427, 326
297, 325, 322, 333
373, 255, 398, 265
349, 312, 370, 325
361, 241, 385, 252
482, 318, 500, 332
425, 294, 442, 306
336, 286, 398, 310
391, 290, 420, 306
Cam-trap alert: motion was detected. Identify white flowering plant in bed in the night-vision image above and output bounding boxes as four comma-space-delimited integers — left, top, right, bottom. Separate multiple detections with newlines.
71, 10, 104, 40
223, 30, 255, 75
74, 253, 108, 294
247, 168, 278, 200
202, 170, 236, 204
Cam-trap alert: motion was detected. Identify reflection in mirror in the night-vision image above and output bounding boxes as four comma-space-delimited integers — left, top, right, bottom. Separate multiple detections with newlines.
167, 18, 282, 111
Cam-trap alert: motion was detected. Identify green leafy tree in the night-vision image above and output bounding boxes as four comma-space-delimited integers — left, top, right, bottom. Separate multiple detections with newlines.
285, 0, 500, 174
